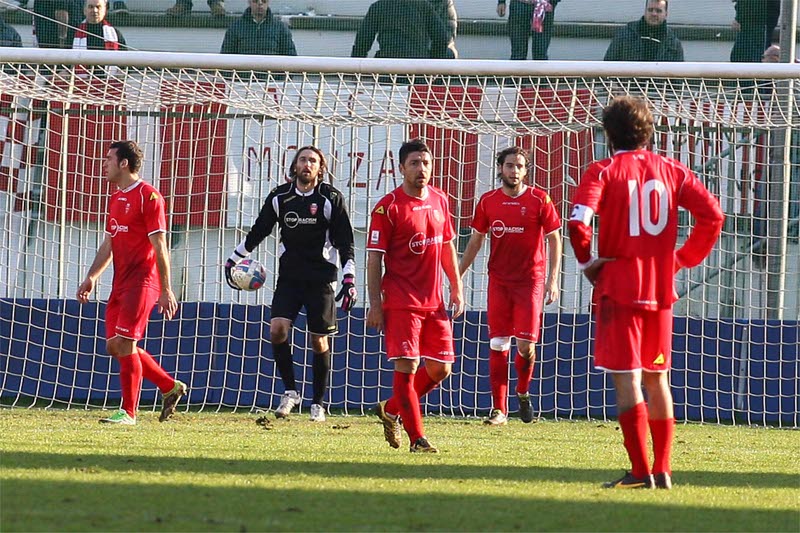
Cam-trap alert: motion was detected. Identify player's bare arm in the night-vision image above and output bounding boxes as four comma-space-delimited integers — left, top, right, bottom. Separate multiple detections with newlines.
545, 230, 562, 304
76, 235, 113, 304
458, 231, 486, 278
149, 231, 178, 320
442, 241, 464, 318
366, 251, 385, 331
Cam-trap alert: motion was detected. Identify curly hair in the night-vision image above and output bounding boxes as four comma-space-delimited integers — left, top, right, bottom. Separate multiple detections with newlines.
602, 96, 654, 151
495, 146, 530, 169
288, 146, 328, 182
109, 140, 144, 172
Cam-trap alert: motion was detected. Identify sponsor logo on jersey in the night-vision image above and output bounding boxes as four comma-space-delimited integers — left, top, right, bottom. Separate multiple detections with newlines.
284, 211, 317, 228
108, 218, 129, 236
408, 232, 443, 254
412, 204, 432, 211
490, 220, 524, 238
309, 203, 318, 216
653, 353, 665, 365
370, 230, 380, 244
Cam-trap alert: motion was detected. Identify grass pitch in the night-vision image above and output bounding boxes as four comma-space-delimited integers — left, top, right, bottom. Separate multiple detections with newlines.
1, 409, 798, 532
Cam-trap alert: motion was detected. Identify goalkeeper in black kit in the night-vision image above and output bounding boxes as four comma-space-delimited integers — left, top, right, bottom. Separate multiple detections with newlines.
225, 146, 357, 422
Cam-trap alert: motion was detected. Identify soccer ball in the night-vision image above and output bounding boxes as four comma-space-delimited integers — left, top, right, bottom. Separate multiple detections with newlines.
230, 258, 267, 291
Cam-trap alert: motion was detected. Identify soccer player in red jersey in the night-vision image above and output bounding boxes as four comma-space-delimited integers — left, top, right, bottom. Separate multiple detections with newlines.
367, 138, 464, 453
77, 140, 186, 425
460, 146, 562, 426
568, 97, 724, 489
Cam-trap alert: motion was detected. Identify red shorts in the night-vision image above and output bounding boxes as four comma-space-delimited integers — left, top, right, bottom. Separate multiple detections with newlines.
594, 297, 673, 372
105, 287, 159, 341
383, 306, 455, 363
487, 278, 543, 342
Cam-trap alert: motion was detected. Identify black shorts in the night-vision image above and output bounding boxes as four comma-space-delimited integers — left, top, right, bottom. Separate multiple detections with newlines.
271, 278, 337, 335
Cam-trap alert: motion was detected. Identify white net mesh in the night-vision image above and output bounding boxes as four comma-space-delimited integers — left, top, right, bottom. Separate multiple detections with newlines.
1, 52, 798, 426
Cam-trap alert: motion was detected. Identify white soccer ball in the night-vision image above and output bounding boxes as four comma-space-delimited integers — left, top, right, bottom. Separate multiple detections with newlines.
230, 259, 267, 291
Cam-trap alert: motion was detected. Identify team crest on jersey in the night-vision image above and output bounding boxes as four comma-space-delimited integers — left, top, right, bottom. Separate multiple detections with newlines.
521, 207, 526, 216
309, 203, 318, 216
433, 209, 442, 222
124, 202, 131, 214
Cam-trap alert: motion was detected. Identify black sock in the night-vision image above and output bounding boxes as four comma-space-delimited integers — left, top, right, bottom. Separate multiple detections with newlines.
272, 342, 296, 392
312, 350, 331, 405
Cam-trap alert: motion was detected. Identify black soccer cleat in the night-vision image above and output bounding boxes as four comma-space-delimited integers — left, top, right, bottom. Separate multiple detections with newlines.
518, 393, 535, 424
410, 436, 439, 453
654, 472, 673, 489
602, 471, 655, 489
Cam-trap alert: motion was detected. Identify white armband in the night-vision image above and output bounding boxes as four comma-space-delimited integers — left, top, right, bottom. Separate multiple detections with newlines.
569, 204, 594, 226
577, 256, 597, 271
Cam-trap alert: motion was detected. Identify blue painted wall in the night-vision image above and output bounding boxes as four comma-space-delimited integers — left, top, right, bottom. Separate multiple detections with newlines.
1, 299, 797, 425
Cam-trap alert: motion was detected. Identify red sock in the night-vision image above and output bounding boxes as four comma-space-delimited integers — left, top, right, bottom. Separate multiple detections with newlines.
649, 418, 675, 475
414, 366, 439, 398
618, 402, 651, 479
117, 351, 142, 418
393, 371, 424, 444
489, 349, 509, 414
514, 352, 534, 395
138, 348, 175, 394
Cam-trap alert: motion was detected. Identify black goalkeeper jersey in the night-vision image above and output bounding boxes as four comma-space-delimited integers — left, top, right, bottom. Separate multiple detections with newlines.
243, 181, 355, 283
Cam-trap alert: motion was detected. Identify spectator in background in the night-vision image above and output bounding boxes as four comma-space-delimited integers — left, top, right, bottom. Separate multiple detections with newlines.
1, 11, 22, 47
33, 0, 82, 48
167, 0, 225, 18
604, 0, 683, 62
220, 0, 296, 56
428, 0, 458, 58
351, 0, 449, 59
72, 0, 125, 50
730, 0, 780, 63
497, 0, 561, 60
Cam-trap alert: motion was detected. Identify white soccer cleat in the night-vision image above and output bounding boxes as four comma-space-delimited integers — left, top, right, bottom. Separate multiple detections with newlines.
275, 390, 301, 418
483, 409, 508, 426
309, 403, 327, 422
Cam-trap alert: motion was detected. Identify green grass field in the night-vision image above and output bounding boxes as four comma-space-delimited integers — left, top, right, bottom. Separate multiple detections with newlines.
1, 409, 798, 532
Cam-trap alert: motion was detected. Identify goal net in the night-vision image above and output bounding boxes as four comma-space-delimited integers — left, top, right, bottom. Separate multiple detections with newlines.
1, 50, 797, 426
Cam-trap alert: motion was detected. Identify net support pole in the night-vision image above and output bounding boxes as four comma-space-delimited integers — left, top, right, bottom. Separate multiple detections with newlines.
766, 0, 798, 319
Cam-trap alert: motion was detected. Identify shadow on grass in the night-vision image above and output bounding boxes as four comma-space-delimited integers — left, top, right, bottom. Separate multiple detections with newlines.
3, 450, 797, 489
1, 477, 797, 533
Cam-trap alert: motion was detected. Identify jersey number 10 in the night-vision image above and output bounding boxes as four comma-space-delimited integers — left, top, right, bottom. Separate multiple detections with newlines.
628, 180, 668, 237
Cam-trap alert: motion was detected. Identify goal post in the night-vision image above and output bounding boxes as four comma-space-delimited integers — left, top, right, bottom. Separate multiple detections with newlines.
0, 49, 797, 426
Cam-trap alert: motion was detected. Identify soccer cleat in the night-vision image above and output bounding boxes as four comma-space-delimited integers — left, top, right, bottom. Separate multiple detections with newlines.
518, 392, 535, 423
209, 1, 226, 17
602, 472, 655, 489
275, 390, 301, 418
99, 409, 136, 425
309, 403, 327, 422
159, 380, 187, 422
484, 409, 508, 426
654, 472, 673, 490
410, 437, 439, 453
374, 400, 402, 449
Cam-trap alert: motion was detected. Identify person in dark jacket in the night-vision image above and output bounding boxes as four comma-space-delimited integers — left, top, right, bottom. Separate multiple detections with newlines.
497, 0, 561, 60
604, 0, 684, 62
220, 0, 296, 56
428, 0, 458, 58
1, 14, 22, 47
33, 0, 82, 48
730, 0, 781, 62
351, 0, 449, 59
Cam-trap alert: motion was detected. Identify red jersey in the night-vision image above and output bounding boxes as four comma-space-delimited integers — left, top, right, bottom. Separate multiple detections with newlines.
106, 180, 167, 292
568, 150, 724, 310
471, 185, 561, 284
367, 185, 455, 311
